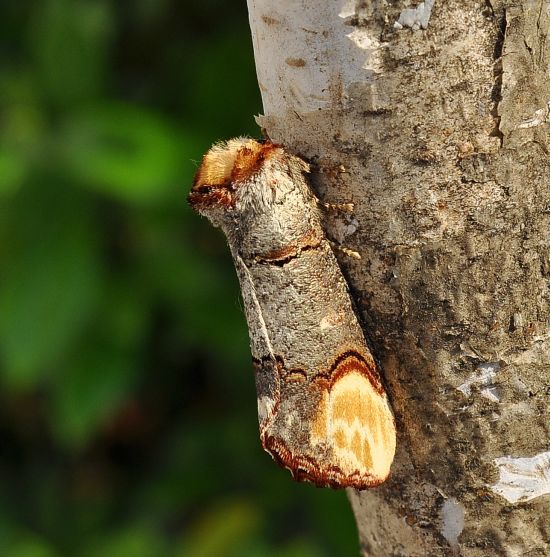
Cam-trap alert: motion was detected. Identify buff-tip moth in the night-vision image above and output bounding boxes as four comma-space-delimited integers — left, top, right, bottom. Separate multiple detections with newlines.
188, 139, 396, 489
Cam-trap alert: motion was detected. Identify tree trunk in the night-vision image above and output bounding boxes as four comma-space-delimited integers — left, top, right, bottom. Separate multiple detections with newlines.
246, 1, 550, 555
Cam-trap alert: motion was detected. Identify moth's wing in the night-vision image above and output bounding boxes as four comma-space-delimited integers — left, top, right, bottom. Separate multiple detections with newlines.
263, 353, 396, 489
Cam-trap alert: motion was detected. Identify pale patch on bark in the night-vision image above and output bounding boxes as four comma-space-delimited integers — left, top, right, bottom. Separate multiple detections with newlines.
491, 452, 550, 504
247, 0, 387, 116
456, 361, 500, 401
440, 497, 465, 548
518, 101, 550, 129
394, 0, 435, 31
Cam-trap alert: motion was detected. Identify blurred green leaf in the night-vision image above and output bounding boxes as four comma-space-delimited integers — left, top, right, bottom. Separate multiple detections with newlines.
0, 148, 26, 195
145, 238, 246, 356
0, 73, 45, 146
51, 343, 139, 447
277, 539, 326, 557
83, 525, 166, 557
0, 73, 45, 182
5, 535, 60, 557
28, 0, 112, 105
0, 184, 100, 387
309, 490, 358, 555
134, 0, 170, 24
179, 500, 262, 557
185, 30, 261, 136
98, 274, 151, 351
62, 103, 183, 203
0, 2, 355, 556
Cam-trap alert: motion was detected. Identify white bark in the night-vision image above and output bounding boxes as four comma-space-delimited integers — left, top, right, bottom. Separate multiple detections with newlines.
246, 1, 550, 555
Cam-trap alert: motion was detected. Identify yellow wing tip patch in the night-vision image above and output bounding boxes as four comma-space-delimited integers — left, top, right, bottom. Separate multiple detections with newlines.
311, 370, 396, 483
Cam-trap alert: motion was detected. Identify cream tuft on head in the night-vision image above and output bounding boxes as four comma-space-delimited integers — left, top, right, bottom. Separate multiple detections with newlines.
194, 137, 260, 187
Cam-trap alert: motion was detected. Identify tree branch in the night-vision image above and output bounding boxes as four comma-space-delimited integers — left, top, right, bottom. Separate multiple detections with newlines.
247, 1, 550, 555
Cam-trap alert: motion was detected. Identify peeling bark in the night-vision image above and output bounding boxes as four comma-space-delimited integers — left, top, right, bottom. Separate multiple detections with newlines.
246, 0, 550, 555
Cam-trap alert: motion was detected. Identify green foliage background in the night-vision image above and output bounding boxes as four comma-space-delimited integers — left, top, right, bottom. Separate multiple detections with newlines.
0, 2, 358, 556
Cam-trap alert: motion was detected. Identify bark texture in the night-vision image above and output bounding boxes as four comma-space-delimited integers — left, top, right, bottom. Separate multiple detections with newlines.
246, 1, 550, 555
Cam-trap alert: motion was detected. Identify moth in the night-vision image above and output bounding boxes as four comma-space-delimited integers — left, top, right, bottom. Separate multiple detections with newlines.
188, 138, 396, 489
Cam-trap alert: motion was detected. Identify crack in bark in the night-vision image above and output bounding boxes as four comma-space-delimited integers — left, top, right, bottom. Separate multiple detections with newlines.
490, 8, 507, 145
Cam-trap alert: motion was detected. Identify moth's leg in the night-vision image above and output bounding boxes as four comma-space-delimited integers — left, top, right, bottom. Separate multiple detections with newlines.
310, 164, 359, 258
328, 240, 361, 260
319, 200, 360, 260
320, 201, 354, 212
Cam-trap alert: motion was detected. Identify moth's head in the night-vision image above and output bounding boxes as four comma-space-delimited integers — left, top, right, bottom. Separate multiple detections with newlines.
188, 138, 278, 221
